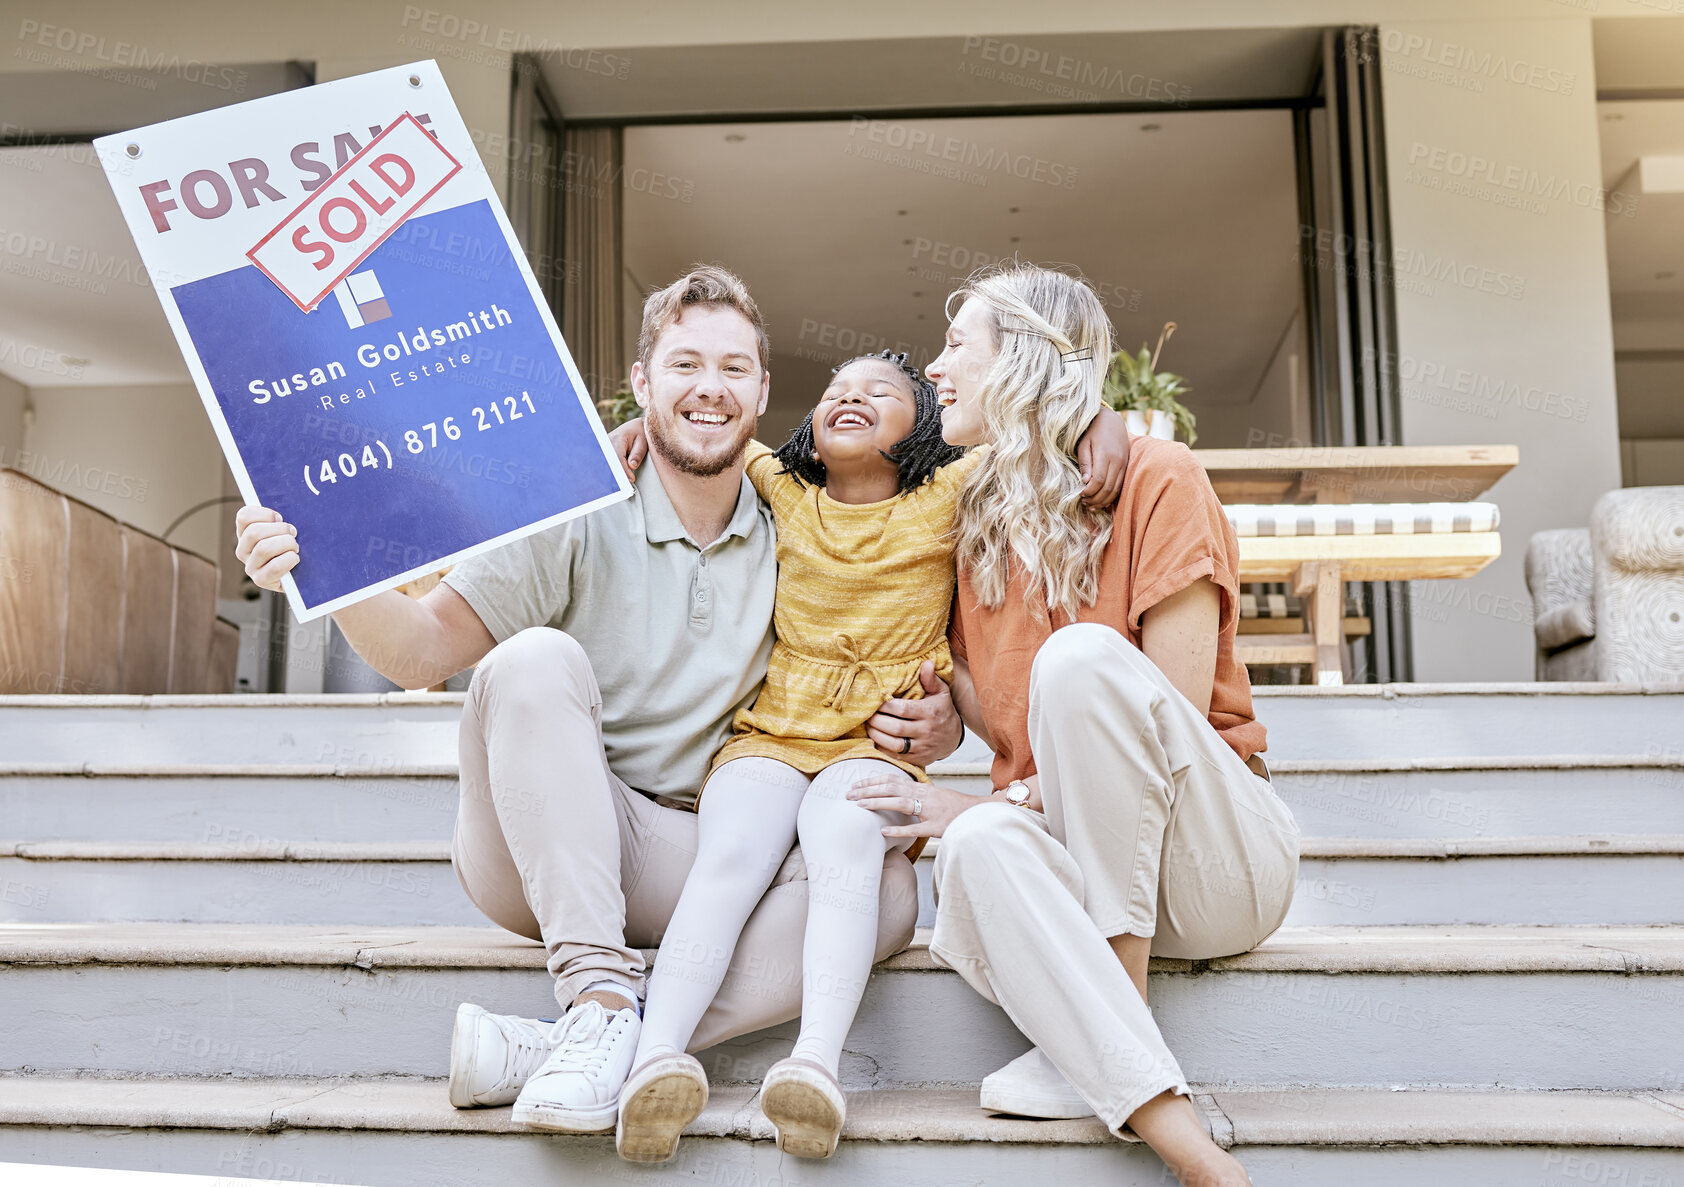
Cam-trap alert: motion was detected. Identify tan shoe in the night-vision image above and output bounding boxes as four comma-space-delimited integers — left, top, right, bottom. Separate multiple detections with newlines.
615, 1053, 708, 1164
760, 1056, 846, 1159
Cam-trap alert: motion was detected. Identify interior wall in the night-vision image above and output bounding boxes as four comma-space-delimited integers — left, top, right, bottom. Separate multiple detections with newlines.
0, 372, 25, 463
1200, 310, 1311, 450
1614, 356, 1684, 440
19, 383, 230, 563
1382, 18, 1621, 683
1623, 439, 1684, 487
622, 110, 1305, 456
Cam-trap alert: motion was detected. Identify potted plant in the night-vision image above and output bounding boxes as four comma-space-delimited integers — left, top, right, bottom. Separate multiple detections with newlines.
1100, 322, 1196, 445
595, 377, 641, 431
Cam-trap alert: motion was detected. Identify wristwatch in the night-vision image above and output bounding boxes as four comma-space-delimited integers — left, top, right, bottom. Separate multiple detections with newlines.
1001, 779, 1032, 807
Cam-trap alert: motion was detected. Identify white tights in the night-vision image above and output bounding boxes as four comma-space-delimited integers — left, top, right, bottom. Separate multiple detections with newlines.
633, 756, 914, 1076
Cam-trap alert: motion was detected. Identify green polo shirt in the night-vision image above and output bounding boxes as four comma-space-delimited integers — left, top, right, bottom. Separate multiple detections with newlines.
443, 459, 776, 802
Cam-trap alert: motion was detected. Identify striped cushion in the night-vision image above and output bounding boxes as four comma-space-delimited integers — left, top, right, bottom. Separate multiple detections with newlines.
1239, 592, 1364, 619
1225, 502, 1500, 538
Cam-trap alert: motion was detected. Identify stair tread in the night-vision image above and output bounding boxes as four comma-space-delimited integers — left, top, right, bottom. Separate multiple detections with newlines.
8, 835, 1684, 861
1, 840, 453, 861
0, 1075, 1678, 1147
0, 694, 466, 709
4, 682, 1684, 711
4, 922, 1682, 973
6, 753, 1684, 777
1299, 835, 1684, 857
0, 1077, 1127, 1144
0, 763, 461, 778
920, 835, 1684, 861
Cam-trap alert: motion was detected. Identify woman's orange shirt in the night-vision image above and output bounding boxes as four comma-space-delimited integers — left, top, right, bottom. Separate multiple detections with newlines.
949, 434, 1265, 789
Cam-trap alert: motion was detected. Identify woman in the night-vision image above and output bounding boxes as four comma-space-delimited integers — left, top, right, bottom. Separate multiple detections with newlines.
850, 264, 1300, 1187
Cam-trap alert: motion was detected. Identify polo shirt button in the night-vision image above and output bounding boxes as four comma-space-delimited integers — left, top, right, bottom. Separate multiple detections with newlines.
696, 591, 708, 602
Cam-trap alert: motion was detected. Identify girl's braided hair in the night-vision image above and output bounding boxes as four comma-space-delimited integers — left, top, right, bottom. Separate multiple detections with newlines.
772, 350, 967, 494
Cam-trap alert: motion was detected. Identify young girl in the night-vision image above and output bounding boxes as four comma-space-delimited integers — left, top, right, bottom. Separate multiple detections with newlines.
606, 351, 969, 1162
608, 351, 1125, 1164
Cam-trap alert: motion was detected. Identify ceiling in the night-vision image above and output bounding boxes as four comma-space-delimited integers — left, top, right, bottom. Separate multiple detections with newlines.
0, 61, 305, 138
0, 143, 185, 388
541, 28, 1322, 122
622, 108, 1304, 442
1593, 16, 1684, 97
0, 62, 307, 390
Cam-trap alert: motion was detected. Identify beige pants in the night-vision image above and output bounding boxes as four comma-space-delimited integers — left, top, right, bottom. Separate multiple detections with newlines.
452, 627, 921, 1050
931, 623, 1300, 1132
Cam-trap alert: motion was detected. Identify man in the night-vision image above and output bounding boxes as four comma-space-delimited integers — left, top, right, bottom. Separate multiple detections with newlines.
235, 265, 961, 1131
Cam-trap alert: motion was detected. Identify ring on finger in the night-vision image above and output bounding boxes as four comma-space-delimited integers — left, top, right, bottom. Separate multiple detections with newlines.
912, 797, 923, 819
900, 735, 912, 755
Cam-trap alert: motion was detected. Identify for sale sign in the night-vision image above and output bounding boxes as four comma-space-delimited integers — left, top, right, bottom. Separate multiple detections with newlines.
96, 61, 630, 621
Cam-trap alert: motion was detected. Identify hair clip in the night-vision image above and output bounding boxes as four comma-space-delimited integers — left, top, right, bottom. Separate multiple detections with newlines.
1060, 348, 1093, 363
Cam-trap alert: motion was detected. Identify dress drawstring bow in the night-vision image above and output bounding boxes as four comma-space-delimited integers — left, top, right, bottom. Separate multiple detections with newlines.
822, 633, 883, 711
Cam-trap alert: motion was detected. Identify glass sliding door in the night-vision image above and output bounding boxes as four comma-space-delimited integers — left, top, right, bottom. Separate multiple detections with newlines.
1297, 25, 1412, 682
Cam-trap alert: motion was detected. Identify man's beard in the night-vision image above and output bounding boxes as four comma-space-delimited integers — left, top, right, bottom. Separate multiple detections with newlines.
646, 406, 756, 478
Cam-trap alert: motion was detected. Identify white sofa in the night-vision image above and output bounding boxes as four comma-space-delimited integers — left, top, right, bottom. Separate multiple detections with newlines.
1524, 486, 1684, 683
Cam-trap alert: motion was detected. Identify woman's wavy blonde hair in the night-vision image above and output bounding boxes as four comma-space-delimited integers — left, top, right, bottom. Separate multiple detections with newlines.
951, 264, 1116, 617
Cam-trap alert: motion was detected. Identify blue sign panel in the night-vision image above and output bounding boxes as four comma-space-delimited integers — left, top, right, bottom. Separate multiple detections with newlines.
174, 198, 624, 613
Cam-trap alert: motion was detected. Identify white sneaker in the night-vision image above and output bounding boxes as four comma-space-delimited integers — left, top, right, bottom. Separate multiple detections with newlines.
616, 1052, 710, 1163
448, 1003, 558, 1108
760, 1055, 847, 1159
511, 1001, 640, 1133
979, 1047, 1096, 1119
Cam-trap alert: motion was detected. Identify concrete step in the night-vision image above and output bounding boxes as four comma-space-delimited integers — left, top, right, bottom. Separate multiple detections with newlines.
0, 1159, 339, 1187
1290, 836, 1684, 926
1268, 756, 1684, 839
6, 755, 1681, 846
4, 684, 1683, 766
0, 760, 985, 844
4, 923, 1681, 1091
0, 1077, 1680, 1187
9, 837, 1680, 928
1254, 682, 1684, 760
922, 834, 1684, 929
0, 765, 463, 844
0, 695, 464, 767
0, 842, 480, 927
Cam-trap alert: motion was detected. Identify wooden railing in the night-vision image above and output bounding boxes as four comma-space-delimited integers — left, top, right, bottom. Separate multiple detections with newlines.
0, 468, 237, 695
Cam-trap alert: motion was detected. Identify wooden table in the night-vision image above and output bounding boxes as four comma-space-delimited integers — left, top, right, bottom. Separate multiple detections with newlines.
1194, 444, 1517, 506
1192, 444, 1517, 683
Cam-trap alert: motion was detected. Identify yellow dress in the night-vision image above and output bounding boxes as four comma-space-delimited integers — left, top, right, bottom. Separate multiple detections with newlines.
710, 441, 983, 786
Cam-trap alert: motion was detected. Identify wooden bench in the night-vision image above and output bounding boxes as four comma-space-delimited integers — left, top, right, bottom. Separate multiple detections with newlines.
1228, 504, 1502, 684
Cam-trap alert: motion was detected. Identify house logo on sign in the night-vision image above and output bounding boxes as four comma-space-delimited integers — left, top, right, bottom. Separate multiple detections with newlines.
333, 270, 391, 328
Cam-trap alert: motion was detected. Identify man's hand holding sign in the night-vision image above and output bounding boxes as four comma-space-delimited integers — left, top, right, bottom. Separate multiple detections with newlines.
97, 62, 631, 623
